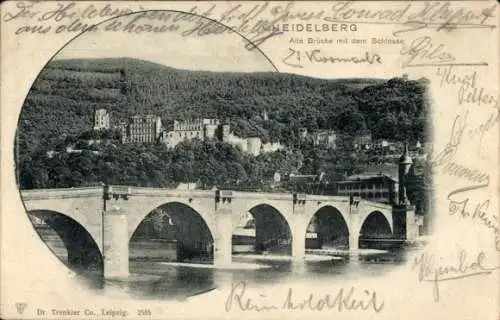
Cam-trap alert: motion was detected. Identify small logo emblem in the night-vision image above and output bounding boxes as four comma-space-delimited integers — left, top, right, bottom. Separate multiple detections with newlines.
16, 302, 27, 314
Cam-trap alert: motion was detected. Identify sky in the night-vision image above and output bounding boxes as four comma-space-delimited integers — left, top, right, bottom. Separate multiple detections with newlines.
54, 11, 276, 73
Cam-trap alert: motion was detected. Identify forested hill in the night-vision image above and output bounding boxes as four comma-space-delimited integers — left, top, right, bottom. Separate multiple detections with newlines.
18, 57, 429, 153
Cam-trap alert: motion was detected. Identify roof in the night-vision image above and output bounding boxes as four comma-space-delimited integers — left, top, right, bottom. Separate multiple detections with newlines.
289, 174, 318, 182
340, 173, 398, 183
357, 164, 399, 180
316, 129, 335, 134
399, 153, 413, 164
354, 133, 372, 142
290, 174, 317, 178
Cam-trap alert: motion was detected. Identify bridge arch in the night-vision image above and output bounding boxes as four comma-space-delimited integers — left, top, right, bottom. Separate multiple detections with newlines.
129, 202, 215, 263
127, 199, 216, 241
244, 204, 293, 254
27, 210, 103, 274
359, 211, 393, 239
305, 205, 350, 249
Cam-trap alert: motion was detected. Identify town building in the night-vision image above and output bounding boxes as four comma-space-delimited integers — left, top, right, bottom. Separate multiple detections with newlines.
285, 147, 423, 207
374, 139, 390, 149
312, 130, 337, 149
93, 108, 110, 130
261, 141, 283, 153
287, 174, 322, 193
299, 128, 337, 149
224, 133, 283, 156
160, 118, 283, 156
160, 118, 227, 149
375, 139, 401, 150
262, 110, 269, 121
354, 133, 373, 150
120, 115, 162, 144
299, 128, 308, 139
246, 137, 262, 156
331, 145, 421, 206
335, 174, 398, 204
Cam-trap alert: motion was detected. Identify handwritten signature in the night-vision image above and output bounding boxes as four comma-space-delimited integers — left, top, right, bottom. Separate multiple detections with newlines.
400, 36, 456, 68
435, 65, 499, 158
430, 112, 491, 186
282, 47, 382, 68
448, 197, 499, 249
4, 1, 498, 49
3, 1, 135, 23
432, 64, 499, 160
447, 185, 500, 252
325, 1, 497, 35
437, 66, 498, 110
412, 250, 500, 302
467, 111, 500, 158
437, 65, 476, 90
225, 281, 384, 312
431, 111, 467, 166
437, 66, 500, 158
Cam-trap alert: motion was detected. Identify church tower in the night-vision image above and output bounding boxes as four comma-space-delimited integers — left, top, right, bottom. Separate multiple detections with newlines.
398, 143, 413, 205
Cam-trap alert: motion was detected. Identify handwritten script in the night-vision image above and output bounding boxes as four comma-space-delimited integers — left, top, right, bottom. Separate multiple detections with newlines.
430, 112, 491, 187
438, 66, 498, 109
225, 281, 384, 313
412, 250, 500, 302
3, 1, 498, 49
282, 47, 382, 68
447, 184, 500, 252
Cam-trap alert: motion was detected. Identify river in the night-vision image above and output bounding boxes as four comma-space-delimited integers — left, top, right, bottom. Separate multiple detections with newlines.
37, 227, 413, 300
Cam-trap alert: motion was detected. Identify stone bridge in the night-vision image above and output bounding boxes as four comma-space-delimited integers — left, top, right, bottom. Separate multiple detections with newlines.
20, 185, 418, 279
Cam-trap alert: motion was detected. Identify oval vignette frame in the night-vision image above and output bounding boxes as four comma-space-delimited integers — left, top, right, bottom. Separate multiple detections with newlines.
14, 9, 279, 298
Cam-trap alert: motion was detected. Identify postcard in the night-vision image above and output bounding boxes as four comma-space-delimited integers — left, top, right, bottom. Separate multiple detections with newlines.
1, 1, 498, 319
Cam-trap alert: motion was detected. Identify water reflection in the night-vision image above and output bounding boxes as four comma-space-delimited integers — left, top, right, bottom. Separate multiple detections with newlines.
110, 252, 406, 300
129, 263, 217, 300
37, 226, 411, 300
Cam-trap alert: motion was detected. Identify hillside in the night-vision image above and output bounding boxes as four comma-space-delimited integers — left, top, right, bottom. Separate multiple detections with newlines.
18, 57, 429, 154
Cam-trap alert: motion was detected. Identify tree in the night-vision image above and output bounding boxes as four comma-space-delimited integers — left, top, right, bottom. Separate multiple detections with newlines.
336, 108, 366, 135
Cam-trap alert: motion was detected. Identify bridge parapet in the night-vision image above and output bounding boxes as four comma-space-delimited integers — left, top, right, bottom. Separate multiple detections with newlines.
306, 194, 350, 202
216, 190, 233, 203
121, 186, 214, 199
293, 193, 307, 205
20, 187, 103, 200
106, 185, 131, 194
232, 191, 293, 201
349, 197, 361, 213
358, 199, 394, 211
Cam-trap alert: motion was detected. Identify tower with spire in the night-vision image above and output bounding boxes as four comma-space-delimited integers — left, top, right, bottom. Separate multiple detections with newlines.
398, 143, 413, 205
392, 142, 419, 241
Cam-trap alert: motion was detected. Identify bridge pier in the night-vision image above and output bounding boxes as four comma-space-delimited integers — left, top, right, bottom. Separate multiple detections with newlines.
349, 203, 360, 260
348, 233, 360, 260
405, 206, 419, 241
292, 194, 307, 262
392, 205, 418, 241
292, 229, 306, 262
214, 191, 232, 267
103, 207, 129, 280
